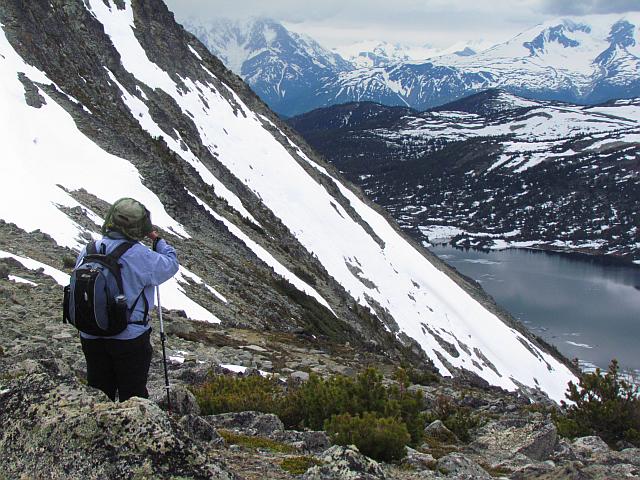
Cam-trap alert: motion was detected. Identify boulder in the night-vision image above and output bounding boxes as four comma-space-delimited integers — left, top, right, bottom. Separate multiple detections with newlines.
424, 419, 458, 443
592, 447, 640, 467
0, 261, 9, 279
273, 430, 331, 453
520, 461, 591, 480
550, 438, 578, 463
509, 460, 556, 479
435, 453, 492, 479
302, 445, 386, 480
290, 370, 310, 382
582, 462, 640, 479
571, 436, 610, 459
152, 383, 201, 416
204, 411, 284, 436
0, 365, 235, 479
402, 446, 436, 470
174, 361, 221, 385
178, 414, 225, 446
470, 415, 557, 462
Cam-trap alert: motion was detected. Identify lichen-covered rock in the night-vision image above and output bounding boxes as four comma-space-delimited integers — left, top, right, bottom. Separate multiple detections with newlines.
204, 411, 285, 436
592, 447, 640, 467
273, 430, 331, 453
485, 452, 540, 473
571, 436, 610, 459
518, 461, 589, 479
470, 415, 557, 462
508, 460, 557, 479
435, 453, 492, 479
424, 419, 458, 443
402, 446, 436, 470
0, 365, 235, 479
0, 261, 9, 279
582, 462, 640, 479
152, 383, 201, 416
290, 370, 311, 382
550, 438, 578, 463
520, 460, 640, 480
179, 414, 225, 446
303, 445, 386, 480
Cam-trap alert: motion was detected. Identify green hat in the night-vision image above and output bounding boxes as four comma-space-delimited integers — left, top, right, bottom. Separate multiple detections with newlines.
101, 198, 153, 240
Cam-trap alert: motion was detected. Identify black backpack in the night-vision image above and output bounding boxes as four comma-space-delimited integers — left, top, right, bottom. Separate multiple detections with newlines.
63, 241, 148, 336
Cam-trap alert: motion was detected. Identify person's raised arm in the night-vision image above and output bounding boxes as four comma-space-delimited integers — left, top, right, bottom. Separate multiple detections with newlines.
144, 230, 179, 285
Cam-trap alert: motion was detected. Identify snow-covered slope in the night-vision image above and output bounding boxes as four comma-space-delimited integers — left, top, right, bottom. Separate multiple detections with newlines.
0, 0, 576, 401
184, 15, 640, 116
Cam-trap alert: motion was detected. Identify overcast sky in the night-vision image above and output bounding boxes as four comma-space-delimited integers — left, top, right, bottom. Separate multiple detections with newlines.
164, 0, 640, 49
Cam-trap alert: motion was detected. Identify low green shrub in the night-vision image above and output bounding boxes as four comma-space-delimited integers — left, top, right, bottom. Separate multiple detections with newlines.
279, 368, 426, 445
191, 374, 282, 415
398, 364, 440, 386
325, 412, 410, 462
424, 394, 482, 442
191, 367, 428, 462
555, 359, 640, 447
280, 456, 322, 475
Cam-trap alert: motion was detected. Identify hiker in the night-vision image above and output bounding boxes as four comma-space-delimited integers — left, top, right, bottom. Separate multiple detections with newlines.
71, 198, 179, 402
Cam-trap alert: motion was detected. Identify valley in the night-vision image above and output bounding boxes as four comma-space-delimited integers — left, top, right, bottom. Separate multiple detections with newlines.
288, 92, 640, 263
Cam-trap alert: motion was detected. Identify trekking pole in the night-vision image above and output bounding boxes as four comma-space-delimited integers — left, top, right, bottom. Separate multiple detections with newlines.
156, 285, 171, 413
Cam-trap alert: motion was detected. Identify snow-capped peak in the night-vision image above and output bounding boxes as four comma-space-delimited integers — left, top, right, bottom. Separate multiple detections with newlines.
183, 16, 348, 76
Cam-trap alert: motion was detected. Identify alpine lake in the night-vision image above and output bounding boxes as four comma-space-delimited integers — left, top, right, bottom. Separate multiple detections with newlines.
430, 245, 640, 379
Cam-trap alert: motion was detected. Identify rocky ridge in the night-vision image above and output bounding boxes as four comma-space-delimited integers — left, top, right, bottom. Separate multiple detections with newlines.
1, 262, 638, 479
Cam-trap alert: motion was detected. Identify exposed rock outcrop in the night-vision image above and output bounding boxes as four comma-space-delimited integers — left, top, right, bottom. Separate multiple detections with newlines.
303, 445, 387, 480
0, 359, 235, 479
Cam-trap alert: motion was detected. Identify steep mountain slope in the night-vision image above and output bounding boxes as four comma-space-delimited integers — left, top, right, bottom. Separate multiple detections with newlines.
182, 17, 351, 116
288, 91, 640, 262
0, 0, 576, 400
185, 15, 640, 116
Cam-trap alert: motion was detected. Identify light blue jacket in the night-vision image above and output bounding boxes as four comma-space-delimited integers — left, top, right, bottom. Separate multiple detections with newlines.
76, 232, 179, 340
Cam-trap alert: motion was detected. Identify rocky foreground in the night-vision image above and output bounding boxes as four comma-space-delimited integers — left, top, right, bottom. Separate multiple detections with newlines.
1, 258, 639, 479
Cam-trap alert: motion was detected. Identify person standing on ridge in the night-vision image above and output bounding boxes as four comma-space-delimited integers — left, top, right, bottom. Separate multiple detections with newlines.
73, 197, 179, 402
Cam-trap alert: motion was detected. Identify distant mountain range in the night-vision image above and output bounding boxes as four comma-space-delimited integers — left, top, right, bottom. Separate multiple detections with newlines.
183, 14, 640, 116
287, 90, 640, 262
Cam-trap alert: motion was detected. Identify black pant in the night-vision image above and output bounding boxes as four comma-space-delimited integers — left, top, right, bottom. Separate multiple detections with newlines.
80, 330, 153, 402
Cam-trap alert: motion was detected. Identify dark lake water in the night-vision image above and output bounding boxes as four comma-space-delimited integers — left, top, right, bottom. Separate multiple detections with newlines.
430, 245, 640, 377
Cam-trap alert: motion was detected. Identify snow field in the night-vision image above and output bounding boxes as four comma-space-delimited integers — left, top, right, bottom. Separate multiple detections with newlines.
0, 250, 70, 286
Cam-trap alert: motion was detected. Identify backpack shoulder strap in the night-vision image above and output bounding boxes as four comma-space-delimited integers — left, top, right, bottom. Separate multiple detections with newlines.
109, 241, 135, 261
86, 241, 97, 255
105, 241, 135, 293
129, 289, 150, 326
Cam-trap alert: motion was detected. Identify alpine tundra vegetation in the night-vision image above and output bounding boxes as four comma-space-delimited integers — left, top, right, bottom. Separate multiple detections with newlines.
0, 0, 639, 479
